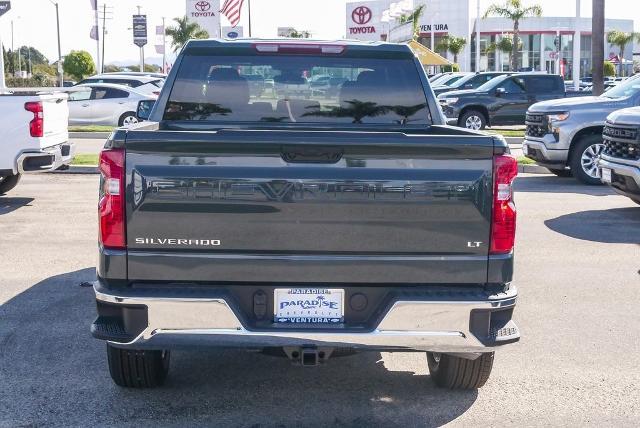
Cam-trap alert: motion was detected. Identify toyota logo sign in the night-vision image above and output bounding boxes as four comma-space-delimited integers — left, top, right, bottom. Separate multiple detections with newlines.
352, 6, 372, 25
195, 1, 211, 12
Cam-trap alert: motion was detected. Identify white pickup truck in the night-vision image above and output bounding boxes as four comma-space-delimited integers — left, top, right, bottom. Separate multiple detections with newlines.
0, 89, 74, 194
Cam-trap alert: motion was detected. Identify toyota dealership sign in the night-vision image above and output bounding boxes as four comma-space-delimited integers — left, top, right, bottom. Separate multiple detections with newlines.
185, 0, 220, 38
345, 1, 390, 41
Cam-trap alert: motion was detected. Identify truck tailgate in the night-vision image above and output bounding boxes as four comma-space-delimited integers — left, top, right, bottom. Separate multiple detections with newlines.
124, 128, 495, 284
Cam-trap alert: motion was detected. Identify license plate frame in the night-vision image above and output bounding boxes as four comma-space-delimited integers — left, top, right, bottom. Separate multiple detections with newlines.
274, 288, 344, 324
601, 167, 612, 183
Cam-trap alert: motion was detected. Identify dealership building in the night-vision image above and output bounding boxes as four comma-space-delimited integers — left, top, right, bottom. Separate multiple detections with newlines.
346, 0, 635, 79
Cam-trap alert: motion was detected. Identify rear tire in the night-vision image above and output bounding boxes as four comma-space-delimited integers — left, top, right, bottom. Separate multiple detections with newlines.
548, 168, 572, 177
0, 174, 21, 195
569, 134, 605, 185
106, 344, 170, 388
427, 352, 494, 389
458, 110, 486, 130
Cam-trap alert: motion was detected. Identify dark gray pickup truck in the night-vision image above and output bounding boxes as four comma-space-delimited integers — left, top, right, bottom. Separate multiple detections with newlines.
92, 39, 520, 390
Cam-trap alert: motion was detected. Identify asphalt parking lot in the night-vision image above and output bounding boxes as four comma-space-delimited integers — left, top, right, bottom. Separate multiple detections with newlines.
1, 173, 639, 427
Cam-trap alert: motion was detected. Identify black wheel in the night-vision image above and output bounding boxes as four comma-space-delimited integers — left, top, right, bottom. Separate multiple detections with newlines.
118, 112, 139, 127
0, 174, 21, 195
427, 352, 494, 389
547, 168, 572, 177
106, 344, 170, 388
569, 134, 605, 185
458, 110, 486, 130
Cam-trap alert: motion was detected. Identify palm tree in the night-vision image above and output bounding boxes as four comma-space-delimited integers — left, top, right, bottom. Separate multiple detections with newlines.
436, 36, 467, 64
399, 5, 426, 41
486, 34, 522, 71
606, 30, 638, 77
483, 0, 542, 72
165, 16, 209, 53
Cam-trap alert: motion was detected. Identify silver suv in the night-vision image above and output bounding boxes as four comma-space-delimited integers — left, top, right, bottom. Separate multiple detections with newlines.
523, 74, 640, 184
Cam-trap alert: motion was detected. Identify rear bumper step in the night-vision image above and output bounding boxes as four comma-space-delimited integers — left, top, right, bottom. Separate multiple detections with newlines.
16, 142, 75, 173
93, 284, 519, 353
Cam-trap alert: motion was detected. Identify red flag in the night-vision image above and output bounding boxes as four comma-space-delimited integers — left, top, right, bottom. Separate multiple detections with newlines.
220, 0, 245, 28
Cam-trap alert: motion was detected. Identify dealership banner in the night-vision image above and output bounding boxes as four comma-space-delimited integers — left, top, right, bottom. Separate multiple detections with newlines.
186, 0, 221, 38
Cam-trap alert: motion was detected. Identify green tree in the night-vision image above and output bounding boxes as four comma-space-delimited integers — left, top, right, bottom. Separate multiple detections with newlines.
606, 30, 638, 76
165, 16, 209, 53
103, 64, 123, 73
63, 50, 96, 80
486, 34, 522, 70
400, 5, 425, 40
436, 35, 467, 64
603, 60, 616, 77
483, 0, 542, 71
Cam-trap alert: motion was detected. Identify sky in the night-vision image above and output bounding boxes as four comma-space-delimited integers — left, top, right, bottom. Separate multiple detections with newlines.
0, 0, 638, 66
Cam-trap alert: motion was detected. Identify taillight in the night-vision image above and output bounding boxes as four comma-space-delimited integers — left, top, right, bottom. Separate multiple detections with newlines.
24, 101, 44, 138
99, 148, 126, 249
490, 154, 518, 254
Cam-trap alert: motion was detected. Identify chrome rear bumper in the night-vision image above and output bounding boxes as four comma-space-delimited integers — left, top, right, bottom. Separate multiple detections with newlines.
16, 142, 75, 174
94, 285, 519, 353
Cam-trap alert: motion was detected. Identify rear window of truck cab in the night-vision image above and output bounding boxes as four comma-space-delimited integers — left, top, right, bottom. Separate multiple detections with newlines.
163, 51, 431, 125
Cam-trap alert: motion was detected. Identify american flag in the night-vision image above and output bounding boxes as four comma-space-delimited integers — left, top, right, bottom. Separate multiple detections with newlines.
220, 0, 245, 28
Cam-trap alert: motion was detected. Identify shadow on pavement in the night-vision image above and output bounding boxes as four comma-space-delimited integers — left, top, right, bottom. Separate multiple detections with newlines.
0, 269, 478, 427
515, 175, 615, 196
545, 207, 640, 244
0, 197, 34, 215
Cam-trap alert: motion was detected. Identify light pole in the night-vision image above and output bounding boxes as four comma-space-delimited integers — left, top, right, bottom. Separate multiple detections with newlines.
47, 1, 63, 86
592, 0, 605, 95
475, 0, 480, 72
573, 0, 581, 91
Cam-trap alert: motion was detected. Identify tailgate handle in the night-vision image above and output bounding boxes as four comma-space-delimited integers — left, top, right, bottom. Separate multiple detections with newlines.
281, 146, 343, 164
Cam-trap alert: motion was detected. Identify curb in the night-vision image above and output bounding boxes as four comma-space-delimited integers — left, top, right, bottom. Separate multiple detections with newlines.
519, 164, 549, 174
505, 137, 523, 145
69, 132, 111, 140
51, 166, 99, 174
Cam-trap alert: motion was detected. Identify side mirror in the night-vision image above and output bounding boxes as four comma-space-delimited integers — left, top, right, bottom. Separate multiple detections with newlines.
137, 100, 156, 121
496, 87, 507, 97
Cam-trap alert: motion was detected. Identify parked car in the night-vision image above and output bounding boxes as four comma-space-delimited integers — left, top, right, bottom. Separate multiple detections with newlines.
523, 74, 640, 184
598, 107, 640, 204
430, 72, 468, 87
105, 71, 167, 79
432, 72, 512, 97
93, 39, 520, 390
0, 89, 73, 194
68, 83, 156, 127
438, 73, 565, 130
77, 74, 164, 96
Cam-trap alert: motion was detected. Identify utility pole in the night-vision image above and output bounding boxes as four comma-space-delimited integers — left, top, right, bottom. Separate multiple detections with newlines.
99, 4, 113, 73
592, 0, 605, 95
53, 1, 63, 86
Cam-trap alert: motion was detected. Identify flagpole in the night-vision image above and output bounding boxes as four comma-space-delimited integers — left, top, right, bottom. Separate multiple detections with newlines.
248, 0, 252, 37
